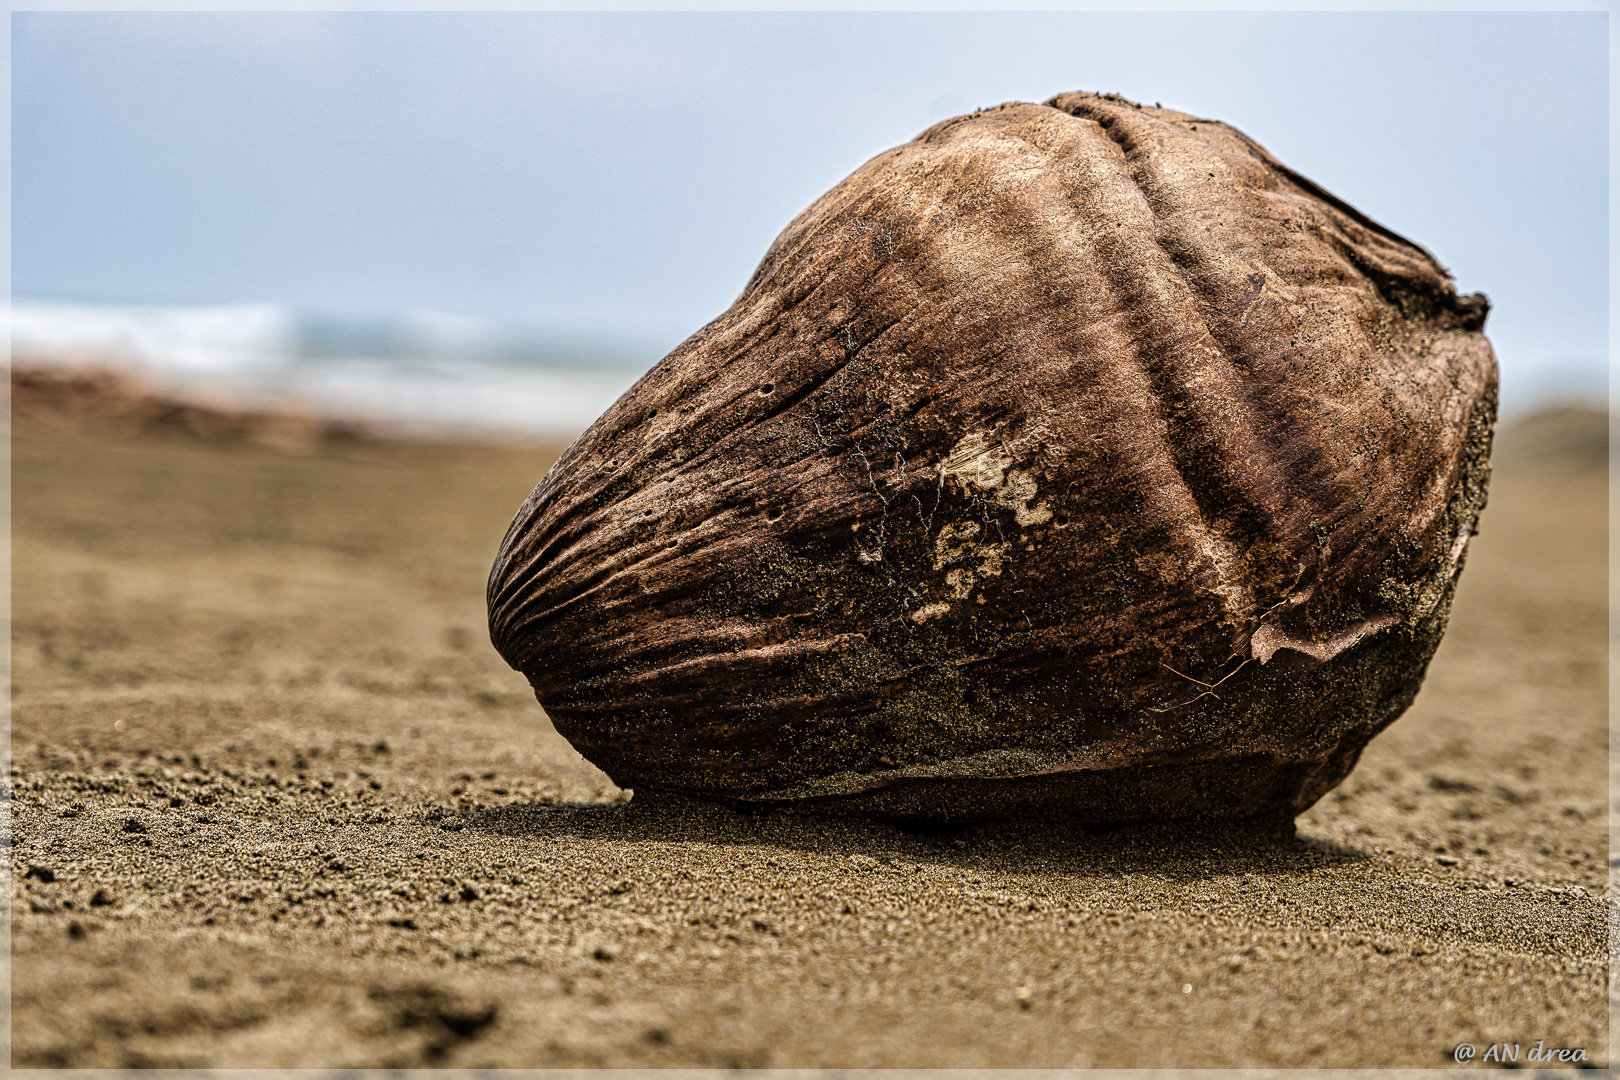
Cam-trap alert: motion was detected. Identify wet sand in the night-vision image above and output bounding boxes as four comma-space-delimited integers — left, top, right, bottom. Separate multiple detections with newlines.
9, 405, 1608, 1068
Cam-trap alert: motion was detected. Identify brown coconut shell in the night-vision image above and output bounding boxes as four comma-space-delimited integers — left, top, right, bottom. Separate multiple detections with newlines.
488, 92, 1497, 824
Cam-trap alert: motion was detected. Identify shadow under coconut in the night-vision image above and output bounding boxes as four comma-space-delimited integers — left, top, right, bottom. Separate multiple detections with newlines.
460, 791, 1368, 886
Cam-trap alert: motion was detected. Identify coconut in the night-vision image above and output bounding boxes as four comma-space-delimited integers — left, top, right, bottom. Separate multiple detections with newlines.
488, 92, 1496, 823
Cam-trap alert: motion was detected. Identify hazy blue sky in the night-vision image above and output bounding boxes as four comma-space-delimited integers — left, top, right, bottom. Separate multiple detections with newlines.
12, 11, 1607, 405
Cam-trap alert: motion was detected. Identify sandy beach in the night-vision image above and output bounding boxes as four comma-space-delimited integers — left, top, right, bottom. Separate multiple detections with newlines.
9, 390, 1608, 1068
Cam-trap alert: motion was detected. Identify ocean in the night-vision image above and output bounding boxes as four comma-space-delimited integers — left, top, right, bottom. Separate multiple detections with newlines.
10, 299, 660, 441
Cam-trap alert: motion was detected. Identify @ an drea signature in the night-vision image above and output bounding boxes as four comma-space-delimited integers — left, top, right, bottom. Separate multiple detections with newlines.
1453, 1041, 1590, 1065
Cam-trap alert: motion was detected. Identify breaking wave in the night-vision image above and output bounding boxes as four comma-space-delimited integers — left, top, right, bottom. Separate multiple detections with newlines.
10, 299, 655, 439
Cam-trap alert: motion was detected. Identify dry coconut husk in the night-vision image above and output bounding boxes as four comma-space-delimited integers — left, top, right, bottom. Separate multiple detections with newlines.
489, 92, 1496, 823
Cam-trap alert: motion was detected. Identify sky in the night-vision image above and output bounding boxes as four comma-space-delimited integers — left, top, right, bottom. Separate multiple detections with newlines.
11, 11, 1608, 408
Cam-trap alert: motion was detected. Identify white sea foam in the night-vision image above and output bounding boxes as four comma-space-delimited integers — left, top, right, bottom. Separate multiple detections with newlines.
13, 300, 296, 375
10, 299, 652, 439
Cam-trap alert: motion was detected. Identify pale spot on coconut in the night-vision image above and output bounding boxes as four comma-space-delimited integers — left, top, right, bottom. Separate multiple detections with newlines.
939, 434, 1051, 525
1250, 615, 1400, 664
1000, 470, 1052, 526
997, 466, 1037, 504
936, 524, 1010, 600
933, 521, 985, 569
940, 432, 1013, 488
975, 544, 1008, 578
1190, 518, 1256, 625
1447, 520, 1473, 568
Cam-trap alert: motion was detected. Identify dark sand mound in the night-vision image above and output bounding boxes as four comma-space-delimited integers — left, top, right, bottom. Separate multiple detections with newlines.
10, 362, 373, 450
9, 400, 1607, 1068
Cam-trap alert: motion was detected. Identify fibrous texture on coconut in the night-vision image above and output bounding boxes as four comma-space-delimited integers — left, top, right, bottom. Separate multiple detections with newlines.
488, 92, 1497, 823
